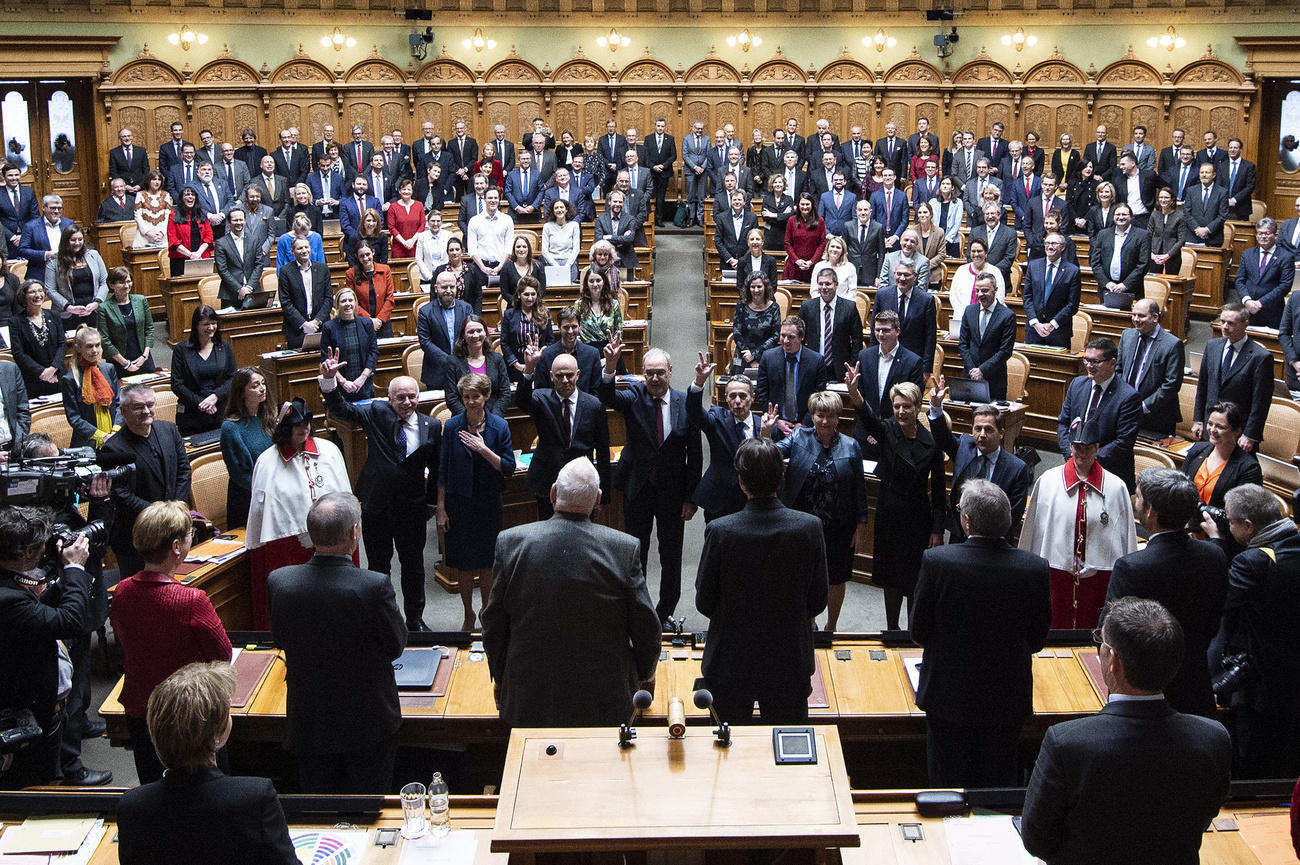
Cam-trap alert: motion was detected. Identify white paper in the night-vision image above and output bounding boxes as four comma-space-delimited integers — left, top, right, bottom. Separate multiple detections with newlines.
903, 656, 922, 693
943, 815, 1036, 865
0, 820, 106, 864
398, 830, 479, 865
290, 829, 369, 865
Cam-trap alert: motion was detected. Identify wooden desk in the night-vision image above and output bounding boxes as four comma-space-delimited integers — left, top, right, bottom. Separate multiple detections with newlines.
178, 529, 252, 629
1246, 325, 1291, 383
260, 338, 419, 414
158, 271, 210, 337
120, 245, 165, 319
940, 339, 1084, 443
91, 220, 129, 271
218, 307, 287, 369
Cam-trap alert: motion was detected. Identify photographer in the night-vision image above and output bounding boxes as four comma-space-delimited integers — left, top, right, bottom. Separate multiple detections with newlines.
18, 434, 114, 785
0, 506, 107, 787
1201, 483, 1300, 779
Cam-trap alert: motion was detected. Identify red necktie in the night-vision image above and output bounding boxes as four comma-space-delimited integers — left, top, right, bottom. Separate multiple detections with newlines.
356, 144, 363, 172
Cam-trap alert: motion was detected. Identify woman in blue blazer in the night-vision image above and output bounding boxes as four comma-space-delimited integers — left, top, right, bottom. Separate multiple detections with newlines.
769, 390, 868, 632
437, 372, 516, 631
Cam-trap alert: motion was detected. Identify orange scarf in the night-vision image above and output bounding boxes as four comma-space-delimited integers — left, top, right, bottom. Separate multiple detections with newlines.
78, 358, 115, 407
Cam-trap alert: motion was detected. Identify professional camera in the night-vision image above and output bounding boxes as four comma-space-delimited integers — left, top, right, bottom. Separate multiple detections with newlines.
48, 519, 110, 561
0, 708, 41, 757
1212, 652, 1254, 696
0, 448, 133, 509
1198, 503, 1230, 536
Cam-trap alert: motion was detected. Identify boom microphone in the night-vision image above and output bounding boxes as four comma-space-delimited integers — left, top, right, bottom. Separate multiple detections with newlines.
693, 689, 731, 747
618, 689, 654, 748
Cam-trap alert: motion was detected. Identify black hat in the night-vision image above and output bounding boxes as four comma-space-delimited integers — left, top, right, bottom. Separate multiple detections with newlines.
275, 397, 313, 430
1068, 417, 1101, 446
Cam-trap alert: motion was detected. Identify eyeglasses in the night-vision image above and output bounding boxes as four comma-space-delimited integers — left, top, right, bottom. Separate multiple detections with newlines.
1090, 627, 1110, 650
1082, 357, 1113, 367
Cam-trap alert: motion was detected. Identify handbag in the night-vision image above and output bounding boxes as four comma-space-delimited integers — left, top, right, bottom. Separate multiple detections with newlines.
673, 201, 690, 228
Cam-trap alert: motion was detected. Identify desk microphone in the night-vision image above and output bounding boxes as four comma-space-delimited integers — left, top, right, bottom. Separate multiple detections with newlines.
693, 689, 731, 747
619, 689, 654, 749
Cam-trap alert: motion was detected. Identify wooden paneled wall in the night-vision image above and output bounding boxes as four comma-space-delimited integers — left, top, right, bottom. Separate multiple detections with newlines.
96, 44, 1258, 192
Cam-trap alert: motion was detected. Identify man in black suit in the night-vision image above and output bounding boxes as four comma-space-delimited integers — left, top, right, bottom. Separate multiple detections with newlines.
1056, 337, 1143, 491
516, 352, 610, 520
713, 190, 759, 271
276, 236, 331, 350
270, 129, 308, 187
600, 337, 702, 627
250, 155, 289, 218
416, 270, 473, 391
1105, 468, 1227, 716
311, 124, 339, 165
1024, 232, 1081, 348
597, 120, 629, 197
976, 123, 1010, 177
873, 122, 909, 178
1162, 145, 1198, 204
157, 121, 192, 178
456, 173, 489, 237
907, 117, 940, 163
96, 177, 136, 223
1115, 299, 1185, 437
484, 459, 660, 727
485, 125, 516, 173
108, 128, 149, 194
872, 261, 937, 375
320, 361, 440, 631
1280, 288, 1300, 394
848, 310, 926, 458
213, 207, 268, 310
756, 316, 829, 436
268, 493, 406, 794
645, 118, 676, 227
0, 163, 38, 249
772, 149, 808, 202
1022, 597, 1231, 863
1083, 123, 1118, 179
97, 384, 192, 580
233, 128, 268, 177
913, 480, 1050, 787
1235, 217, 1294, 329
1196, 130, 1230, 174
447, 120, 478, 199
1220, 138, 1256, 220
843, 200, 885, 288
1088, 204, 1150, 309
968, 201, 1017, 289
799, 269, 863, 383
1192, 302, 1273, 451
928, 398, 1031, 541
1111, 151, 1163, 229
1183, 162, 1229, 247
696, 437, 827, 723
687, 355, 762, 523
956, 273, 1016, 401
341, 125, 375, 181
533, 307, 603, 395
1156, 128, 1186, 177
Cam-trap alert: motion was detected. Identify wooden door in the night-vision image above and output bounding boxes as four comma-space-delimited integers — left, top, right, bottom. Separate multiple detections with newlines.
0, 79, 96, 224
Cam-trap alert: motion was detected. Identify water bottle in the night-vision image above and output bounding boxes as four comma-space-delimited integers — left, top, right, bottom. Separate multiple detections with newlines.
428, 771, 451, 836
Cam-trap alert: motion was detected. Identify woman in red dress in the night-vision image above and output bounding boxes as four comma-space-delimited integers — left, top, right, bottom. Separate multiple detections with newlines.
908, 136, 940, 182
385, 178, 425, 259
782, 192, 826, 283
472, 141, 505, 190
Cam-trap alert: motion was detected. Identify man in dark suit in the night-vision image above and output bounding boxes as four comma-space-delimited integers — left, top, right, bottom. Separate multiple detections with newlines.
215, 142, 252, 206
414, 132, 453, 185
756, 316, 829, 436
600, 337, 702, 626
416, 271, 474, 391
457, 173, 490, 237
277, 236, 332, 350
782, 117, 806, 170
486, 125, 516, 173
1022, 175, 1069, 259
848, 310, 926, 458
873, 122, 909, 178
912, 480, 1049, 787
1162, 145, 1198, 203
233, 128, 268, 177
869, 169, 909, 251
1111, 151, 1164, 229
956, 273, 1017, 401
96, 178, 136, 223
929, 400, 1031, 541
542, 168, 594, 225
1280, 289, 1300, 394
534, 307, 603, 394
271, 129, 309, 186
1220, 138, 1256, 219
696, 437, 827, 723
960, 158, 1003, 220
873, 261, 937, 374
0, 163, 38, 248
687, 355, 762, 523
1196, 130, 1230, 174
714, 190, 759, 271
799, 269, 863, 383
192, 161, 233, 239
342, 126, 375, 180
516, 352, 610, 520
1088, 204, 1150, 309
520, 118, 555, 154
213, 207, 268, 310
362, 153, 395, 210
165, 143, 203, 200
1056, 337, 1143, 491
447, 120, 478, 199
1083, 124, 1118, 179
1192, 302, 1273, 450
1022, 596, 1231, 863
338, 174, 381, 252
1105, 468, 1227, 717
1183, 162, 1229, 246
1156, 128, 1186, 177
157, 122, 192, 177
645, 119, 677, 227
968, 202, 1017, 288
97, 384, 192, 580
484, 458, 660, 727
249, 155, 289, 218
320, 362, 440, 631
817, 172, 856, 240
306, 154, 343, 220
17, 195, 74, 286
597, 121, 629, 196
976, 123, 1010, 177
806, 150, 842, 201
310, 123, 339, 165
1024, 232, 1081, 348
504, 150, 544, 221
1115, 299, 1185, 437
268, 492, 406, 794
381, 134, 413, 186
594, 190, 640, 274
908, 117, 941, 162
1006, 156, 1042, 226
108, 127, 149, 193
844, 200, 885, 288
525, 137, 557, 190
1235, 217, 1294, 329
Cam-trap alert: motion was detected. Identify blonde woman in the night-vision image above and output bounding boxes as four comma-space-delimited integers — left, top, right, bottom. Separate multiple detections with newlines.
809, 235, 858, 299
60, 325, 121, 448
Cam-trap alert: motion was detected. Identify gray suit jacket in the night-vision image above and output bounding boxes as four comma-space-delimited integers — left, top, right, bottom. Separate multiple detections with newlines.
594, 209, 640, 268
483, 513, 661, 727
1115, 326, 1184, 436
0, 361, 30, 452
214, 231, 269, 307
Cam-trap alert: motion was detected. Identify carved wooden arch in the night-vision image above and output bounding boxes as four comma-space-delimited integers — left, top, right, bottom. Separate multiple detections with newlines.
552, 58, 609, 84
416, 57, 474, 83
884, 57, 942, 84
485, 56, 543, 84
1023, 56, 1086, 85
345, 57, 407, 84
751, 57, 806, 84
194, 55, 260, 85
685, 58, 741, 83
270, 56, 334, 84
952, 55, 1013, 85
1173, 59, 1245, 86
619, 58, 676, 84
111, 57, 183, 86
816, 57, 871, 83
1096, 56, 1163, 86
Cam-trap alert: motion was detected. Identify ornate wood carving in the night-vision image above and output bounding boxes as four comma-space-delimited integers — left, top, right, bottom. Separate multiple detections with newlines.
417, 59, 474, 83
346, 60, 405, 84
752, 59, 805, 83
620, 59, 675, 83
553, 59, 608, 83
271, 58, 333, 84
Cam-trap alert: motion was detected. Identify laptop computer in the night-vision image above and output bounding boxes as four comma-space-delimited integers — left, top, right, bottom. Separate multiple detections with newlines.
300, 332, 322, 352
182, 258, 215, 276
392, 647, 442, 690
243, 290, 276, 310
946, 376, 992, 404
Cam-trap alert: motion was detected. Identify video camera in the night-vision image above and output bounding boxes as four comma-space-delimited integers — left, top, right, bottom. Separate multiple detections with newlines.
0, 447, 133, 509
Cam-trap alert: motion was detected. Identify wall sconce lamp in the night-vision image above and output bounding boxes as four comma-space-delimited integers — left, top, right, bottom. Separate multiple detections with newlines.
321, 27, 356, 51
597, 29, 631, 52
463, 28, 497, 52
726, 30, 761, 52
1000, 27, 1037, 52
167, 25, 208, 51
864, 29, 896, 52
1147, 26, 1186, 51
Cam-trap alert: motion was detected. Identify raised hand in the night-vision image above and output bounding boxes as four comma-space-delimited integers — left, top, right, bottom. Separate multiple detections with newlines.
843, 361, 860, 392
930, 374, 947, 410
694, 350, 716, 388
320, 346, 347, 379
760, 402, 780, 438
521, 335, 542, 374
602, 332, 624, 373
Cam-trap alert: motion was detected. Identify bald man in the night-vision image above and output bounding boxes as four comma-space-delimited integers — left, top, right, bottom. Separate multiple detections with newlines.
319, 352, 442, 630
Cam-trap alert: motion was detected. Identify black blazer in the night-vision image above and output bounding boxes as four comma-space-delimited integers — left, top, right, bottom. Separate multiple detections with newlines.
929, 413, 1032, 540
319, 317, 379, 400
1056, 375, 1143, 490
443, 351, 511, 416
735, 254, 779, 292
1180, 441, 1262, 510
323, 384, 440, 509
276, 261, 332, 349
429, 263, 485, 314
416, 298, 473, 391
10, 310, 67, 397
871, 285, 938, 374
0, 565, 89, 739
1105, 533, 1227, 716
60, 363, 121, 448
268, 554, 406, 754
697, 497, 827, 692
714, 211, 759, 265
108, 145, 150, 190
843, 219, 886, 289
776, 428, 869, 528
535, 340, 602, 394
598, 379, 701, 505
756, 345, 828, 427
498, 259, 545, 307
1193, 337, 1273, 443
1116, 326, 1185, 436
1279, 290, 1300, 391
1089, 226, 1151, 299
499, 307, 554, 369
686, 385, 760, 519
170, 341, 238, 433
98, 421, 192, 562
912, 537, 1051, 722
1021, 699, 1231, 865
798, 295, 863, 383
117, 767, 297, 865
851, 344, 925, 445
516, 376, 610, 501
1181, 183, 1229, 247
956, 301, 1016, 400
